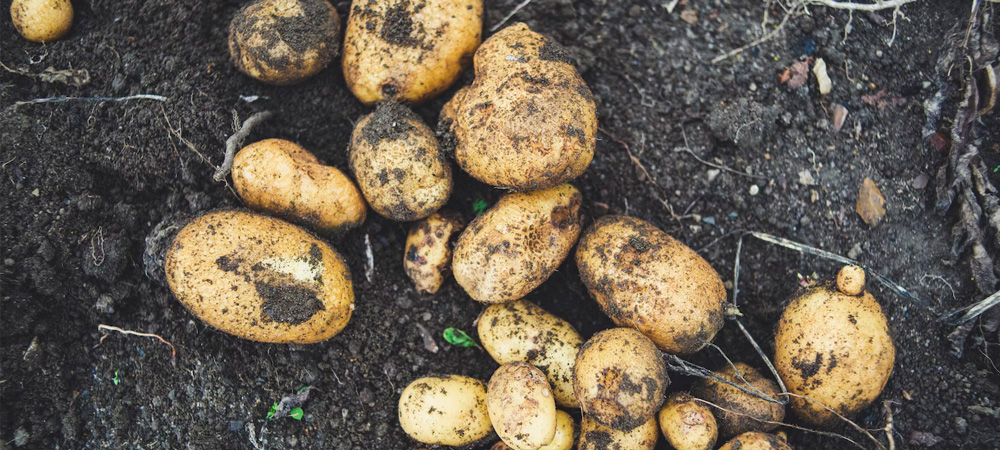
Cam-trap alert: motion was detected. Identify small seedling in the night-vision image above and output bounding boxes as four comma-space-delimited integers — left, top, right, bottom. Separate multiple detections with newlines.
267, 386, 313, 421
472, 198, 489, 216
443, 327, 479, 348
112, 371, 120, 386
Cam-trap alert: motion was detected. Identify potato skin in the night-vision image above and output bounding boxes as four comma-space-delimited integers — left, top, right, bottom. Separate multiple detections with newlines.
478, 300, 583, 408
342, 0, 483, 104
398, 375, 493, 446
540, 410, 576, 450
658, 392, 718, 450
350, 101, 452, 221
448, 23, 597, 190
164, 210, 354, 343
573, 328, 668, 431
718, 432, 793, 450
775, 280, 895, 427
452, 184, 582, 303
575, 215, 727, 354
403, 211, 465, 293
487, 363, 557, 450
232, 139, 367, 235
691, 363, 783, 437
578, 415, 658, 450
11, 0, 72, 43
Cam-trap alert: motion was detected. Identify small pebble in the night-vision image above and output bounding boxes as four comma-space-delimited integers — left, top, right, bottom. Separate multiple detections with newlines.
749, 185, 760, 196
706, 169, 721, 181
749, 82, 757, 92
813, 58, 832, 95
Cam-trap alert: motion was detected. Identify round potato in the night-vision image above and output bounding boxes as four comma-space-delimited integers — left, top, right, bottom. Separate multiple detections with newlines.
452, 184, 582, 303
573, 328, 668, 431
575, 215, 727, 354
349, 101, 452, 221
228, 0, 340, 84
487, 363, 557, 450
540, 410, 576, 450
691, 362, 784, 437
404, 211, 465, 293
774, 267, 895, 427
578, 415, 658, 450
11, 0, 72, 42
478, 300, 583, 408
232, 138, 367, 235
398, 375, 493, 446
718, 432, 793, 450
164, 210, 354, 343
342, 0, 483, 104
658, 392, 718, 450
445, 22, 597, 190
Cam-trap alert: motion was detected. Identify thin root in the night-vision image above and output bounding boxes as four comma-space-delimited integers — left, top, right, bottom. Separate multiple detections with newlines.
213, 111, 273, 182
96, 324, 177, 368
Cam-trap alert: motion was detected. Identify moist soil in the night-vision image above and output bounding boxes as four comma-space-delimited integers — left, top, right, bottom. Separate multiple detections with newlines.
2, 1, 999, 449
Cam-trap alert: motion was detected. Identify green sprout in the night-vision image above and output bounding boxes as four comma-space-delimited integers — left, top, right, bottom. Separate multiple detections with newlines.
112, 371, 120, 386
472, 198, 489, 216
443, 327, 479, 348
994, 165, 999, 173
289, 408, 304, 420
266, 402, 279, 420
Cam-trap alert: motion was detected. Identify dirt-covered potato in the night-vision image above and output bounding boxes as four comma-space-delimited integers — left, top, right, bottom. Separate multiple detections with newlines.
775, 266, 895, 426
232, 138, 367, 235
11, 0, 72, 42
718, 432, 793, 450
487, 363, 557, 450
444, 23, 597, 190
658, 392, 718, 450
403, 211, 464, 293
228, 0, 340, 84
452, 184, 582, 303
578, 415, 658, 450
575, 215, 727, 354
573, 328, 668, 431
164, 210, 354, 343
478, 300, 583, 408
398, 375, 493, 446
342, 0, 482, 104
349, 101, 452, 221
691, 362, 784, 437
541, 410, 576, 450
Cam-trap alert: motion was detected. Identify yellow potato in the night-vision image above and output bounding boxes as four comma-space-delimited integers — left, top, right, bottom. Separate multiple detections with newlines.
452, 184, 582, 303
228, 0, 340, 84
487, 363, 557, 450
578, 415, 658, 450
398, 375, 493, 446
575, 215, 727, 354
231, 138, 367, 235
658, 392, 718, 450
349, 101, 452, 221
478, 300, 583, 408
691, 362, 784, 437
342, 0, 483, 104
718, 432, 793, 450
494, 411, 574, 450
164, 210, 354, 343
403, 211, 465, 293
10, 0, 72, 42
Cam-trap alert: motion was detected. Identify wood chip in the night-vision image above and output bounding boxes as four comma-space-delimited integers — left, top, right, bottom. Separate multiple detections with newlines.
856, 178, 887, 227
812, 58, 831, 95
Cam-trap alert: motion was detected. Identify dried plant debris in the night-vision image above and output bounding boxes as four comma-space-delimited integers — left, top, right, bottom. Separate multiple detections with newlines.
0, 61, 90, 88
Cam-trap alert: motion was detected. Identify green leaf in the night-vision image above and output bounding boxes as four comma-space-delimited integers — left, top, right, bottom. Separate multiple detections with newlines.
112, 370, 120, 386
443, 328, 479, 348
289, 408, 304, 420
296, 386, 310, 394
266, 402, 278, 420
472, 198, 489, 216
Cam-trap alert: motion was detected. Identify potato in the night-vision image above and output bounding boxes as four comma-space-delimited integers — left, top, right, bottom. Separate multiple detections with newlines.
541, 410, 576, 450
487, 363, 557, 450
575, 215, 727, 354
774, 266, 895, 427
478, 300, 583, 408
452, 184, 582, 303
573, 328, 668, 431
403, 211, 465, 293
349, 101, 452, 221
228, 0, 340, 84
718, 432, 793, 450
691, 362, 784, 437
232, 138, 367, 235
658, 392, 718, 450
445, 23, 597, 190
398, 375, 493, 446
10, 0, 72, 42
342, 0, 483, 104
578, 415, 658, 450
164, 210, 354, 343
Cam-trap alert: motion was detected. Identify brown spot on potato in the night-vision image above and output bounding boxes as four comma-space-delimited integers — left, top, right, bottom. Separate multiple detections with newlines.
256, 280, 325, 324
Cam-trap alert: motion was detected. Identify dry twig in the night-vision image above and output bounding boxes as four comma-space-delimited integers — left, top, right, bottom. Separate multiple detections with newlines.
213, 111, 272, 182
96, 324, 177, 368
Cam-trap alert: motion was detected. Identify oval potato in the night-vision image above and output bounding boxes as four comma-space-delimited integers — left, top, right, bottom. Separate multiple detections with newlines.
578, 415, 658, 450
11, 0, 72, 43
398, 375, 493, 446
658, 392, 718, 450
493, 410, 575, 450
487, 363, 557, 450
718, 432, 793, 450
164, 210, 354, 343
404, 211, 465, 293
691, 362, 784, 437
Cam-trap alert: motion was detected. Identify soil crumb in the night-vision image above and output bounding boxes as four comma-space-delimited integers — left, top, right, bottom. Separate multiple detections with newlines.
361, 100, 418, 146
256, 281, 325, 324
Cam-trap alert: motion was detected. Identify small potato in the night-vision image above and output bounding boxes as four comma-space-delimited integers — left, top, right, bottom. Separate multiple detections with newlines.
452, 184, 582, 303
478, 300, 583, 408
487, 363, 557, 450
232, 138, 367, 235
350, 101, 452, 221
575, 215, 727, 354
494, 410, 575, 450
573, 328, 668, 431
398, 375, 493, 447
578, 415, 658, 450
658, 392, 718, 450
164, 210, 354, 343
403, 211, 465, 293
11, 0, 72, 43
691, 362, 784, 437
718, 432, 793, 450
342, 0, 483, 104
228, 0, 340, 84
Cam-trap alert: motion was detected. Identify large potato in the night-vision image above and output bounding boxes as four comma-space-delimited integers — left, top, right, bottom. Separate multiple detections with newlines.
573, 328, 668, 431
478, 300, 583, 408
578, 415, 658, 450
452, 184, 582, 303
691, 362, 784, 437
398, 375, 493, 446
575, 215, 727, 354
164, 210, 353, 343
775, 266, 895, 426
342, 0, 483, 104
718, 432, 793, 450
444, 23, 597, 190
658, 392, 718, 450
11, 0, 72, 43
349, 101, 452, 221
232, 138, 367, 235
403, 211, 465, 293
487, 363, 557, 450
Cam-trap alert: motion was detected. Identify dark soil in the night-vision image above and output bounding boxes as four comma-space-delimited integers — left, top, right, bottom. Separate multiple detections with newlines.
2, 1, 998, 449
